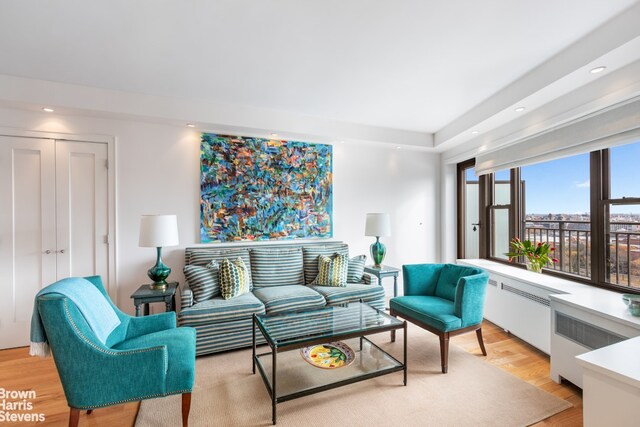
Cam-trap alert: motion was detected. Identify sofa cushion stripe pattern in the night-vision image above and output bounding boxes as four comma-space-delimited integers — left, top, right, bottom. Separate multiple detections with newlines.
311, 283, 386, 306
302, 244, 349, 284
180, 286, 193, 309
189, 318, 266, 356
178, 293, 265, 326
252, 285, 327, 315
188, 248, 254, 289
183, 264, 219, 302
347, 255, 367, 282
250, 248, 305, 287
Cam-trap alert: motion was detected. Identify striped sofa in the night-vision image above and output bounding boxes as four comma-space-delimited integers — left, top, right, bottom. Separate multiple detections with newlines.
178, 242, 384, 356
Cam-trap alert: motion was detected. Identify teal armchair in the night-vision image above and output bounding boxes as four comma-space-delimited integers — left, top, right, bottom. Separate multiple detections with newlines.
389, 264, 489, 373
35, 276, 196, 426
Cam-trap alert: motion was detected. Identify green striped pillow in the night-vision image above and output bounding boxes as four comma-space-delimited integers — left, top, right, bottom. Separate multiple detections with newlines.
302, 244, 349, 284
347, 255, 367, 283
220, 257, 251, 300
184, 263, 220, 302
312, 253, 349, 287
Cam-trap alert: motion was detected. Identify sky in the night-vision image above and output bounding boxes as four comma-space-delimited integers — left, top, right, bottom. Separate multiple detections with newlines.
466, 140, 640, 215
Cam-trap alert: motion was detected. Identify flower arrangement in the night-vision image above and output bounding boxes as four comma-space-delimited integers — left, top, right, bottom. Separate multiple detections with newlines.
505, 238, 559, 273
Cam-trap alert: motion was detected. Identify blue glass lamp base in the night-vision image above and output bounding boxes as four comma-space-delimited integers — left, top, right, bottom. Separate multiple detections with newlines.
370, 237, 386, 268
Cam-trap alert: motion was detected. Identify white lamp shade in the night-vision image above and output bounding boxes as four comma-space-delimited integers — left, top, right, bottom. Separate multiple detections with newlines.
365, 213, 391, 237
139, 215, 179, 247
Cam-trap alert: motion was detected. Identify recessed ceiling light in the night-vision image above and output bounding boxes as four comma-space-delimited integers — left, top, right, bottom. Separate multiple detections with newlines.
270, 133, 278, 138
590, 66, 607, 74
186, 123, 195, 128
42, 107, 54, 112
339, 140, 345, 144
396, 146, 402, 150
471, 130, 480, 135
514, 106, 526, 112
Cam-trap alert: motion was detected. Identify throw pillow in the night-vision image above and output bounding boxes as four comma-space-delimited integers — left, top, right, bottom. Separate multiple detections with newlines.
219, 257, 251, 300
312, 253, 349, 287
183, 263, 220, 302
347, 255, 367, 283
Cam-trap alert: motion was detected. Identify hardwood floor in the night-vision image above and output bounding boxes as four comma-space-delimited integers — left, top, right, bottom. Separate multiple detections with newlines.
0, 320, 581, 426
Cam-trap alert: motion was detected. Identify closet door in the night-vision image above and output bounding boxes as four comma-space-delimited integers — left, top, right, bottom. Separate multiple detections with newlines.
0, 136, 57, 349
55, 141, 109, 281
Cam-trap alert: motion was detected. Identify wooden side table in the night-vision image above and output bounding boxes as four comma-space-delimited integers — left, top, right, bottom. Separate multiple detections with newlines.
364, 265, 401, 297
130, 282, 179, 317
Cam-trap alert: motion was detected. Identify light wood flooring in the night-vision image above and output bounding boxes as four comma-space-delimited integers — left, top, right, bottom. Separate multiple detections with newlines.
0, 320, 581, 426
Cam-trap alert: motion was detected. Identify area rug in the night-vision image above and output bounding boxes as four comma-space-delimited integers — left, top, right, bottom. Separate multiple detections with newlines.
136, 324, 571, 426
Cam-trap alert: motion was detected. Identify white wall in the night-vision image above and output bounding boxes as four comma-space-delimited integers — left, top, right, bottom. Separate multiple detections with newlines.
0, 107, 440, 313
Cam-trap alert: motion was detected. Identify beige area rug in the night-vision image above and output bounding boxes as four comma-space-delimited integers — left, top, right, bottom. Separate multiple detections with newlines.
136, 324, 571, 427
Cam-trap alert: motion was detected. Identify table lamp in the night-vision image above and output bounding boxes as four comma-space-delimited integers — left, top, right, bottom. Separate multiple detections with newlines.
365, 213, 391, 268
139, 214, 179, 290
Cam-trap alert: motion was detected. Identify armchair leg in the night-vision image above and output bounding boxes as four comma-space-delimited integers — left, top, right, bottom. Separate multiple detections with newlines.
476, 328, 487, 356
182, 392, 192, 427
439, 333, 449, 374
69, 408, 80, 427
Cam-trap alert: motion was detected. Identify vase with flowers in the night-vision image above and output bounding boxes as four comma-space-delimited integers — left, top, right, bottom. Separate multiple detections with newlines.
505, 238, 558, 273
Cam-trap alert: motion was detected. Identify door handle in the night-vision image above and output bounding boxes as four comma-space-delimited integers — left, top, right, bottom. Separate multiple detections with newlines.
45, 250, 52, 254
58, 249, 65, 254
471, 222, 481, 232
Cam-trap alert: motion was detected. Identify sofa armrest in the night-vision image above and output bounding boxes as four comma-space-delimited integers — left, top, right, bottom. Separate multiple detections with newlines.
180, 284, 194, 310
361, 272, 379, 286
454, 272, 489, 327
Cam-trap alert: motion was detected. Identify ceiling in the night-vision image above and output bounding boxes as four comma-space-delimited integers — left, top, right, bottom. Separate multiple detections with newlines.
0, 0, 639, 149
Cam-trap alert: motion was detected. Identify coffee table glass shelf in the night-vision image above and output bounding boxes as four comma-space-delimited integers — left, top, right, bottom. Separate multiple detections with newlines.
252, 302, 407, 424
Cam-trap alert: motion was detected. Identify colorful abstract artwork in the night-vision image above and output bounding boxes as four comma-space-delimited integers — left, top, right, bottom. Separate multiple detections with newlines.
200, 133, 333, 242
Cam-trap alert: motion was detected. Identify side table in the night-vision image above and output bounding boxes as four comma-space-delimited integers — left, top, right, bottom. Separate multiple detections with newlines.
364, 265, 400, 297
130, 282, 179, 317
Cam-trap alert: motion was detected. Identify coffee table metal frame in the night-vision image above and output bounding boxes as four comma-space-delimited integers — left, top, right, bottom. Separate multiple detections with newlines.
252, 302, 407, 424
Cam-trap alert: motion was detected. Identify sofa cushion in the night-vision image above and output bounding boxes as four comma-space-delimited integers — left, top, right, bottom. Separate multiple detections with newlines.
390, 296, 462, 332
302, 244, 349, 284
184, 264, 219, 302
312, 253, 349, 287
178, 292, 265, 326
311, 283, 385, 306
220, 258, 251, 299
187, 248, 254, 289
347, 255, 367, 283
250, 248, 304, 287
252, 285, 326, 315
435, 265, 481, 301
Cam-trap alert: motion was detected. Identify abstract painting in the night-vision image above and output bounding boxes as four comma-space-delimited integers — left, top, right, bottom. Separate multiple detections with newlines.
200, 133, 333, 242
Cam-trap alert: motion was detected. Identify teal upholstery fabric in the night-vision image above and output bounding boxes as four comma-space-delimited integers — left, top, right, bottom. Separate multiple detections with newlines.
250, 248, 305, 287
252, 285, 326, 314
390, 296, 462, 331
311, 283, 385, 306
402, 264, 442, 296
178, 292, 264, 326
392, 264, 488, 331
36, 276, 196, 410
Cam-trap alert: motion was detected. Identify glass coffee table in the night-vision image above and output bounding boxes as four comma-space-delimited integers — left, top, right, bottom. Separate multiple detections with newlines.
252, 302, 407, 424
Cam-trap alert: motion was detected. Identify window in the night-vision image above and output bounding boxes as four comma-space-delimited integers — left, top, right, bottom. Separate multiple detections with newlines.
457, 139, 640, 292
520, 154, 591, 278
490, 169, 512, 260
605, 142, 640, 286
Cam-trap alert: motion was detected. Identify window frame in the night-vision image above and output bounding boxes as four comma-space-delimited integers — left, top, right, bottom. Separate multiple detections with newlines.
457, 147, 640, 294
